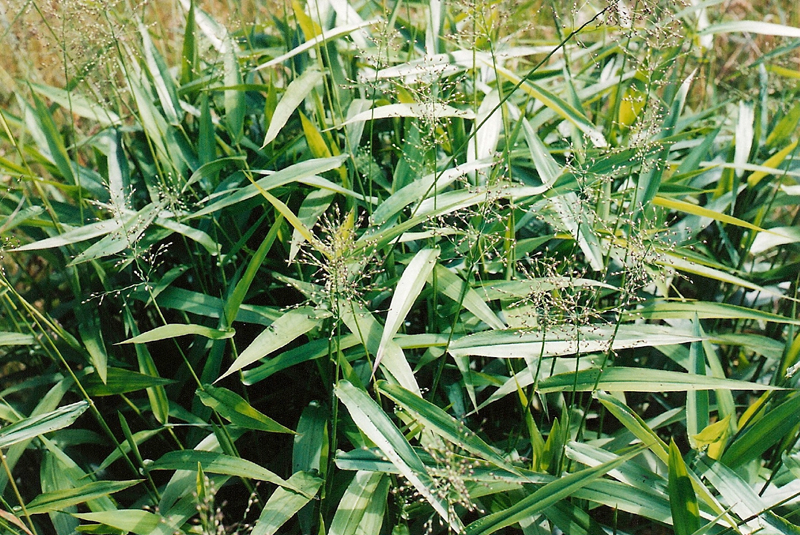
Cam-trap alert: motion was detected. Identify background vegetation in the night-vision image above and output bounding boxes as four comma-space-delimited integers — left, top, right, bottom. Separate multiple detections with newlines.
1, 0, 800, 534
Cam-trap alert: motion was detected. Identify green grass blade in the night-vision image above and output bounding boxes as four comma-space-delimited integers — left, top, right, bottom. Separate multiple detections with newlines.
73, 510, 162, 535
376, 381, 514, 471
668, 440, 700, 535
217, 306, 329, 382
721, 394, 800, 469
224, 214, 283, 325
0, 401, 89, 449
83, 368, 174, 396
23, 480, 140, 515
433, 265, 505, 330
262, 69, 324, 148
538, 367, 778, 393
118, 324, 235, 344
625, 300, 800, 326
329, 471, 385, 535
375, 248, 439, 370
251, 471, 323, 535
335, 380, 463, 533
464, 451, 637, 535
223, 36, 244, 142
147, 450, 310, 494
197, 384, 295, 434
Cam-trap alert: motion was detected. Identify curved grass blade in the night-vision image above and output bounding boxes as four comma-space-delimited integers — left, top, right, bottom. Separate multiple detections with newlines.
148, 450, 309, 494
720, 394, 800, 469
464, 450, 638, 535
197, 384, 295, 434
216, 306, 330, 382
118, 324, 234, 344
254, 19, 379, 71
335, 380, 463, 533
668, 440, 700, 535
84, 368, 174, 396
73, 510, 162, 535
376, 381, 514, 471
23, 480, 140, 515
0, 402, 89, 450
262, 69, 324, 148
329, 471, 386, 535
251, 471, 323, 535
375, 248, 439, 371
538, 367, 779, 393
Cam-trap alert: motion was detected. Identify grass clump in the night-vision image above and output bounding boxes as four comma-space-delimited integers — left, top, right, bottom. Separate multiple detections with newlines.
1, 0, 800, 534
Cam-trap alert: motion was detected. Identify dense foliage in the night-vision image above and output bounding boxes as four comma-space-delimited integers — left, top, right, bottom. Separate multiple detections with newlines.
1, 1, 800, 534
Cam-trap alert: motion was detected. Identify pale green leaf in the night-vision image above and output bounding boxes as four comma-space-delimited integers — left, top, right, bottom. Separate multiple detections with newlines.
73, 510, 162, 535
118, 324, 234, 344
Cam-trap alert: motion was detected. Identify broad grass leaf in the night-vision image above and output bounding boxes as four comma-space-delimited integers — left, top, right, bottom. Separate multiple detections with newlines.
700, 20, 800, 38
140, 25, 182, 125
340, 103, 476, 126
197, 384, 294, 434
29, 83, 121, 126
292, 401, 328, 477
262, 69, 324, 148
656, 253, 792, 301
376, 381, 514, 471
370, 160, 493, 226
23, 480, 140, 515
537, 367, 777, 393
148, 450, 310, 494
467, 90, 502, 172
625, 300, 800, 326
339, 301, 420, 395
29, 93, 76, 185
652, 196, 770, 234
750, 225, 800, 254
433, 265, 505, 330
254, 19, 380, 71
243, 335, 360, 385
224, 215, 283, 325
124, 308, 170, 424
217, 306, 329, 382
179, 0, 198, 86
73, 510, 162, 535
668, 440, 700, 535
223, 36, 245, 142
464, 451, 637, 535
191, 156, 347, 218
492, 63, 607, 147
0, 332, 35, 346
68, 203, 161, 266
449, 324, 701, 359
140, 286, 281, 326
335, 380, 463, 533
118, 324, 234, 344
686, 318, 709, 446
155, 218, 218, 254
597, 393, 733, 526
375, 248, 439, 370
84, 368, 174, 396
289, 189, 334, 263
329, 471, 386, 535
0, 401, 88, 449
251, 471, 323, 535
565, 441, 667, 495
13, 217, 122, 252
183, 155, 246, 193
177, 0, 226, 51
721, 394, 800, 469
